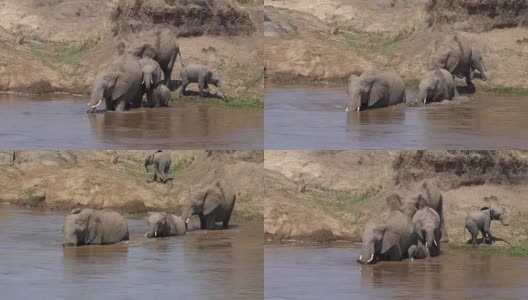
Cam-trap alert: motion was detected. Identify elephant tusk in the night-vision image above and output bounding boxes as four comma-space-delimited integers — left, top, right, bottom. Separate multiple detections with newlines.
359, 255, 362, 261
423, 98, 427, 104
186, 218, 190, 224
142, 80, 145, 85
411, 257, 414, 261
434, 240, 438, 247
425, 242, 428, 248
345, 107, 349, 112
154, 231, 157, 237
367, 253, 374, 263
150, 79, 153, 85
91, 99, 102, 108
145, 232, 148, 237
356, 107, 360, 112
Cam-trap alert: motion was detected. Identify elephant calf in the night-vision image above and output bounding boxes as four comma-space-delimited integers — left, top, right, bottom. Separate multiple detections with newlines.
142, 84, 171, 108
180, 64, 226, 101
346, 70, 405, 112
411, 204, 441, 257
145, 212, 186, 238
465, 207, 509, 247
418, 68, 457, 104
63, 208, 129, 247
408, 244, 429, 261
144, 150, 172, 183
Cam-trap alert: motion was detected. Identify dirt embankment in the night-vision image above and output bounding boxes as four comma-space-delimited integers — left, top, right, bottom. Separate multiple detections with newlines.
0, 0, 263, 105
264, 0, 528, 92
0, 150, 264, 220
265, 150, 528, 247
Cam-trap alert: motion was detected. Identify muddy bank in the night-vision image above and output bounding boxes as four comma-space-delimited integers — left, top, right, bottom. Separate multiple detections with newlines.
0, 150, 264, 220
264, 0, 528, 91
264, 151, 528, 247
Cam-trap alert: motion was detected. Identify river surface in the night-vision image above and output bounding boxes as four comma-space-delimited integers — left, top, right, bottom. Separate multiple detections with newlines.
265, 244, 528, 300
0, 205, 263, 299
265, 87, 528, 149
0, 94, 263, 150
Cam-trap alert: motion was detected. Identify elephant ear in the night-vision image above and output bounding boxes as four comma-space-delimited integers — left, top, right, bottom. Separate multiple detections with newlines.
85, 214, 102, 245
362, 75, 389, 107
413, 221, 424, 241
381, 230, 401, 255
154, 66, 164, 85
444, 51, 459, 74
111, 74, 129, 102
203, 188, 221, 215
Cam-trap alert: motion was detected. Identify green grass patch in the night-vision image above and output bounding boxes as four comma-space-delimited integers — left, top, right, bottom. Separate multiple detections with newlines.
483, 194, 499, 202
21, 187, 37, 198
450, 240, 528, 257
480, 85, 528, 96
516, 37, 528, 44
173, 93, 263, 108
201, 46, 217, 53
336, 30, 403, 64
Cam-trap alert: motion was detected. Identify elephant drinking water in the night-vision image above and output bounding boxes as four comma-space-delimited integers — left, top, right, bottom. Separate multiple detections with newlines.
418, 68, 457, 104
345, 70, 406, 112
145, 212, 186, 238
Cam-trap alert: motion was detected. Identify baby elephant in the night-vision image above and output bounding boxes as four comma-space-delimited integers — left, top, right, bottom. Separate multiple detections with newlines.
63, 208, 129, 247
180, 64, 226, 101
465, 207, 509, 247
142, 84, 171, 107
145, 212, 186, 238
418, 68, 457, 104
408, 244, 429, 261
144, 150, 172, 183
346, 70, 405, 112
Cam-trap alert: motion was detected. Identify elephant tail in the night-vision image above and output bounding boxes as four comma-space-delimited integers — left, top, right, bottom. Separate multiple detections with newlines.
178, 50, 184, 68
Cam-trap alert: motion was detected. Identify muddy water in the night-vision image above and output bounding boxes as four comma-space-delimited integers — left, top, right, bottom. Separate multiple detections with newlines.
265, 87, 528, 149
0, 94, 263, 149
0, 205, 263, 299
265, 245, 528, 300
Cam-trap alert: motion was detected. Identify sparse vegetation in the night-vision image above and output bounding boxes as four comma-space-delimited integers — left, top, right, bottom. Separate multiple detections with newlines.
21, 187, 38, 198
484, 194, 499, 202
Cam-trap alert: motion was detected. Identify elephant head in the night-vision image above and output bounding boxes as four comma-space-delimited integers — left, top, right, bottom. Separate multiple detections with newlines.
144, 150, 162, 173
417, 69, 445, 104
346, 72, 389, 112
87, 71, 121, 113
470, 47, 487, 81
181, 185, 222, 226
211, 73, 227, 101
357, 221, 383, 264
346, 75, 363, 112
63, 209, 101, 247
140, 59, 163, 92
145, 212, 168, 238
412, 206, 441, 255
486, 207, 509, 226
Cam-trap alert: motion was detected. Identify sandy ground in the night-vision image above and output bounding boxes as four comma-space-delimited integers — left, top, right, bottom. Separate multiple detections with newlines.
0, 150, 264, 219
265, 150, 528, 247
264, 0, 528, 89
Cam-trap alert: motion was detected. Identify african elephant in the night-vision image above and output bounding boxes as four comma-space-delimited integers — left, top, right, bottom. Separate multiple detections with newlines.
357, 194, 414, 264
411, 203, 442, 257
130, 29, 183, 87
407, 244, 429, 261
181, 180, 236, 230
430, 34, 487, 91
465, 207, 509, 247
144, 150, 172, 183
142, 84, 171, 108
418, 68, 457, 104
470, 47, 487, 81
179, 64, 226, 101
345, 70, 405, 112
138, 57, 164, 107
62, 208, 129, 247
145, 212, 186, 238
87, 54, 143, 113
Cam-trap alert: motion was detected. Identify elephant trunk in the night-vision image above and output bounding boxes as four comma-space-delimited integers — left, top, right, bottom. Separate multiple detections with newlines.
357, 243, 375, 264
216, 81, 227, 101
500, 217, 509, 226
87, 85, 106, 113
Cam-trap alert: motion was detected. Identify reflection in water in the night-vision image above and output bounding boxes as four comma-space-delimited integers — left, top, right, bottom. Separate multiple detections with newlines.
265, 87, 528, 149
265, 245, 528, 300
0, 94, 263, 149
0, 206, 262, 299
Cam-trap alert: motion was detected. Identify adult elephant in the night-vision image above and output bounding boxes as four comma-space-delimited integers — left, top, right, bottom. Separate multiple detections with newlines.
418, 68, 457, 104
63, 208, 129, 246
357, 194, 414, 264
345, 70, 406, 112
130, 29, 183, 88
430, 34, 487, 91
465, 207, 509, 247
144, 150, 172, 183
411, 200, 442, 258
87, 54, 143, 113
145, 212, 186, 238
181, 180, 236, 230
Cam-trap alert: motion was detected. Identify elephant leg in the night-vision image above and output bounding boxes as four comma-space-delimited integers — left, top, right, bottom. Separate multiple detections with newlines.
204, 82, 210, 95
204, 214, 216, 230
223, 210, 232, 229
180, 80, 189, 97
165, 50, 177, 87
115, 99, 126, 112
198, 79, 205, 97
471, 231, 478, 247
466, 75, 475, 92
199, 214, 206, 229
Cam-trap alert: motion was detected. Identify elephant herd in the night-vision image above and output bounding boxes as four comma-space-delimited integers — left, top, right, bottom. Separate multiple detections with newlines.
357, 180, 509, 264
346, 33, 487, 112
87, 29, 226, 113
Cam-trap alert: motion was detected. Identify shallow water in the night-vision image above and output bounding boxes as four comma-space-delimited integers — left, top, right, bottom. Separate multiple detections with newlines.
265, 245, 528, 300
265, 87, 528, 149
0, 205, 263, 299
0, 94, 263, 150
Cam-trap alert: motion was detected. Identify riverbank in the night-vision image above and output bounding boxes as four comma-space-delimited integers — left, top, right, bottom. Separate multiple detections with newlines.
0, 0, 264, 107
0, 150, 264, 220
264, 151, 528, 253
264, 0, 528, 94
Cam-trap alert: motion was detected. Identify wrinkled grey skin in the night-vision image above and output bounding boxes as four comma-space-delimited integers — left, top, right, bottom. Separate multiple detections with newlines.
138, 57, 164, 108
465, 207, 509, 247
145, 212, 186, 238
63, 208, 129, 247
418, 68, 457, 104
144, 150, 172, 183
430, 34, 487, 91
346, 70, 405, 112
180, 64, 226, 101
357, 194, 414, 264
411, 205, 441, 257
408, 244, 429, 261
142, 84, 171, 107
181, 180, 236, 230
87, 54, 143, 113
130, 29, 183, 87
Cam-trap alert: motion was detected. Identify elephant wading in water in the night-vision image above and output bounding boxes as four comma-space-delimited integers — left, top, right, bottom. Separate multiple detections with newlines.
357, 194, 414, 264
181, 180, 236, 230
130, 29, 183, 87
87, 54, 143, 113
410, 200, 442, 259
145, 212, 186, 238
144, 150, 172, 183
465, 207, 509, 247
418, 68, 457, 104
179, 64, 226, 101
142, 84, 171, 107
345, 70, 406, 112
138, 57, 164, 107
63, 209, 129, 246
430, 34, 487, 91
